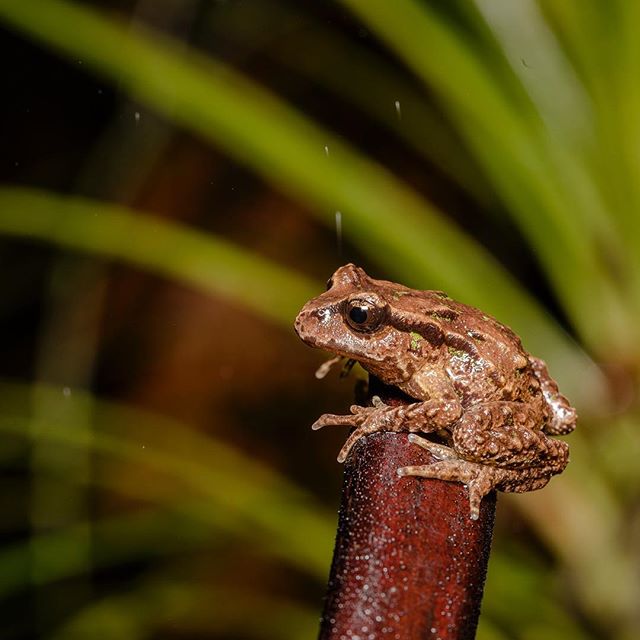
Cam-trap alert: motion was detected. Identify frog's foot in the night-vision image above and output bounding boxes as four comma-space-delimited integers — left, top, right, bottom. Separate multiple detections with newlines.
312, 411, 361, 431
311, 396, 388, 432
311, 403, 377, 431
314, 403, 403, 463
407, 433, 457, 460
397, 459, 501, 520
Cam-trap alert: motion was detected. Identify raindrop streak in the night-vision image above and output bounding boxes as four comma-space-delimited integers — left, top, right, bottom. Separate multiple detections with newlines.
324, 145, 330, 157
335, 211, 343, 256
134, 111, 141, 123
394, 100, 402, 121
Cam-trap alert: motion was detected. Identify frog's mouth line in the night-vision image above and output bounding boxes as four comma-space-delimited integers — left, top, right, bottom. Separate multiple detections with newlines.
315, 355, 357, 380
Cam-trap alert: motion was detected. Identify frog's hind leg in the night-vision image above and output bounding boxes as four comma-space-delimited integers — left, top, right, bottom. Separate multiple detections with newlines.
397, 443, 554, 520
397, 458, 505, 520
400, 401, 570, 519
451, 401, 570, 476
529, 356, 577, 435
406, 433, 457, 460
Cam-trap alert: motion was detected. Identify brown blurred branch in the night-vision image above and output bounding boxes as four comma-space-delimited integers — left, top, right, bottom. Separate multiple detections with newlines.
318, 377, 496, 640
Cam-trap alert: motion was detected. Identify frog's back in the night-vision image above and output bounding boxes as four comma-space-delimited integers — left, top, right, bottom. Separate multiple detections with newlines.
384, 287, 540, 404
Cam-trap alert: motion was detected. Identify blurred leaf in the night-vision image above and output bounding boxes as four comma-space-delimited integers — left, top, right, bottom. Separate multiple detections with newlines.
482, 549, 590, 640
475, 619, 509, 640
515, 432, 639, 634
340, 0, 636, 352
0, 381, 335, 580
0, 187, 316, 327
0, 3, 609, 408
210, 0, 493, 204
52, 580, 319, 640
0, 504, 224, 600
538, 1, 640, 281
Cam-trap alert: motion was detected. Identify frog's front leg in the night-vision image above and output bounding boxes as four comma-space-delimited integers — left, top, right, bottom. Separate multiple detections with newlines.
312, 398, 462, 463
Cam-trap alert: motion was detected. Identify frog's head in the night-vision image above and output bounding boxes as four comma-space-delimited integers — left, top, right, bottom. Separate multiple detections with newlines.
294, 264, 412, 383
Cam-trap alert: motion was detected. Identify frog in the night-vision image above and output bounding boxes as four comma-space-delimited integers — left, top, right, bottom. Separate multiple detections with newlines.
294, 264, 576, 519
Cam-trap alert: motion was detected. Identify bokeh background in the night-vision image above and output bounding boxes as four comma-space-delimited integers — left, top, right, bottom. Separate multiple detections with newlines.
1, 1, 639, 638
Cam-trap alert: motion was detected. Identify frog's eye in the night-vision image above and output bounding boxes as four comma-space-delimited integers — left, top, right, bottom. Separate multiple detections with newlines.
345, 297, 385, 332
326, 277, 334, 291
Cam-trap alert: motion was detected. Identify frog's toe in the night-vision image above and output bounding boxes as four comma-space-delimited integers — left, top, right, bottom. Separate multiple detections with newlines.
311, 413, 358, 430
336, 420, 385, 462
466, 468, 500, 520
397, 459, 497, 520
349, 404, 368, 415
336, 430, 365, 462
407, 434, 457, 460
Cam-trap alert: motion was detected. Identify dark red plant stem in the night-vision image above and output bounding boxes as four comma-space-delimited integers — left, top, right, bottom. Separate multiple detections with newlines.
318, 377, 496, 640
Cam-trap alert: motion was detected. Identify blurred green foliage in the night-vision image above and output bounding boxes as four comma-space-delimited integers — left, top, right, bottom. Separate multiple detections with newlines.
1, 0, 640, 638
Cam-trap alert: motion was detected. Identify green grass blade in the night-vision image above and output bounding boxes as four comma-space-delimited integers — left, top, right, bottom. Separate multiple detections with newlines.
210, 1, 492, 204
0, 187, 316, 327
0, 506, 219, 600
539, 1, 640, 277
0, 2, 530, 305
468, 0, 628, 241
515, 432, 639, 633
52, 581, 319, 640
0, 2, 609, 406
472, 0, 590, 142
340, 0, 634, 350
482, 550, 591, 640
0, 381, 335, 579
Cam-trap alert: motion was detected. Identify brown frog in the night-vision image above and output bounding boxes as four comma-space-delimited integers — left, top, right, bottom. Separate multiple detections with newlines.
294, 264, 576, 519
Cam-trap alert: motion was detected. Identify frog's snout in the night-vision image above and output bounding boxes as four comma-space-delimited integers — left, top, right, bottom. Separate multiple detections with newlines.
294, 306, 314, 344
294, 303, 327, 348
293, 311, 305, 340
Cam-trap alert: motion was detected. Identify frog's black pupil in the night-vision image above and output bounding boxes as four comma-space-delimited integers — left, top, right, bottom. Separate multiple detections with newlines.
349, 306, 368, 324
